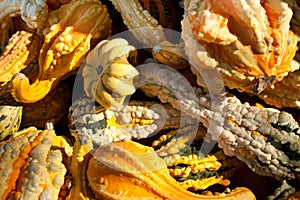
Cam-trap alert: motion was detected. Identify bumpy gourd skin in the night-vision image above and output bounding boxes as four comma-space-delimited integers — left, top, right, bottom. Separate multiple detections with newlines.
0, 1, 297, 200
69, 97, 160, 146
138, 0, 178, 30
182, 0, 299, 96
10, 0, 112, 103
0, 31, 41, 87
136, 63, 300, 181
109, 0, 189, 69
0, 127, 72, 200
152, 124, 241, 191
0, 31, 41, 105
69, 93, 255, 199
109, 0, 165, 47
86, 140, 255, 200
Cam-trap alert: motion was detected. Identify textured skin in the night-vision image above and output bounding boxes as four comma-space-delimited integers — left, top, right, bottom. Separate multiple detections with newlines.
138, 0, 177, 29
182, 0, 299, 96
0, 31, 41, 105
0, 31, 41, 86
109, 0, 165, 47
0, 0, 48, 29
152, 123, 240, 191
136, 63, 300, 181
0, 127, 71, 199
258, 69, 300, 108
86, 140, 256, 199
110, 0, 189, 69
163, 151, 229, 190
69, 97, 160, 146
10, 0, 112, 103
0, 0, 298, 198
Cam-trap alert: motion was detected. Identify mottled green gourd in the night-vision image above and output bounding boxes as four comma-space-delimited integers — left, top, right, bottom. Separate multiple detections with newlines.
0, 105, 22, 141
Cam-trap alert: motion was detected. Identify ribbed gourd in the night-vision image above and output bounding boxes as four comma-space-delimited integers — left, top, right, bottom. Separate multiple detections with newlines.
81, 38, 139, 108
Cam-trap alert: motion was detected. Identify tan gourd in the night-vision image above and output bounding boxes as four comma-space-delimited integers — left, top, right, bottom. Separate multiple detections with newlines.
82, 38, 139, 108
182, 0, 299, 95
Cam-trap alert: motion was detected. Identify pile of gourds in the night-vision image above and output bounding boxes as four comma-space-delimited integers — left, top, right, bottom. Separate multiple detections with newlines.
0, 0, 300, 199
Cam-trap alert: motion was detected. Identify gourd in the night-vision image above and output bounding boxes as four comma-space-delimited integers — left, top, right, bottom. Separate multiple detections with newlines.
0, 0, 48, 29
109, 0, 189, 69
10, 0, 112, 103
182, 0, 299, 95
152, 124, 242, 191
0, 0, 298, 199
136, 63, 300, 181
21, 79, 71, 129
69, 96, 161, 146
0, 31, 41, 87
86, 140, 256, 199
138, 0, 177, 29
68, 93, 256, 199
66, 136, 95, 200
0, 105, 22, 141
0, 126, 72, 199
0, 114, 256, 200
0, 30, 41, 105
82, 38, 139, 108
